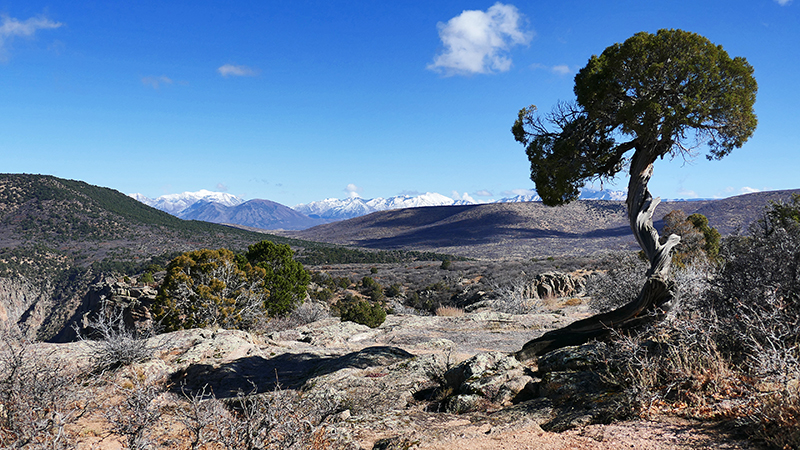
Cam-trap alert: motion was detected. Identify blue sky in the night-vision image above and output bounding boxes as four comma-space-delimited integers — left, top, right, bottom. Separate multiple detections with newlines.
1, 1, 797, 206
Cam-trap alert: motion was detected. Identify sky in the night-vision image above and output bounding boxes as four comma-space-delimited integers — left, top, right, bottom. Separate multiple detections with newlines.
1, 0, 798, 206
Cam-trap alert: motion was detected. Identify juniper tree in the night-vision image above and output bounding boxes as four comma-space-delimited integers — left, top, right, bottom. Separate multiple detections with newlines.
513, 29, 757, 359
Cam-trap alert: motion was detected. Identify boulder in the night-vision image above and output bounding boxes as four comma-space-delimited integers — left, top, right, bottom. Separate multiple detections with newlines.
443, 351, 536, 411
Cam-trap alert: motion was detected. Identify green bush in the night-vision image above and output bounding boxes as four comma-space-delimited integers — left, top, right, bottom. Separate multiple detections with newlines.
151, 241, 310, 331
337, 295, 386, 328
386, 283, 402, 297
245, 241, 310, 316
151, 248, 270, 331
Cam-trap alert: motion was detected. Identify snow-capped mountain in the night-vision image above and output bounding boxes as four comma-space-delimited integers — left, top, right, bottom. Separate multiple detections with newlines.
578, 187, 627, 201
295, 188, 627, 221
294, 192, 459, 220
495, 188, 626, 203
129, 187, 629, 228
495, 194, 542, 203
129, 190, 244, 215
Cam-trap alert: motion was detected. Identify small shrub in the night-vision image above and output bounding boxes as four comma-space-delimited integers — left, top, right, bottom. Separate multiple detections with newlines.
385, 283, 402, 298
174, 382, 350, 449
337, 295, 386, 328
440, 260, 452, 270
435, 306, 464, 317
140, 272, 155, 285
75, 300, 154, 373
585, 252, 647, 313
490, 278, 542, 314
105, 370, 164, 450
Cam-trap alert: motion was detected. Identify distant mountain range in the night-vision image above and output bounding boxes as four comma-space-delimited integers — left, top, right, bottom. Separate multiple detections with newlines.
284, 189, 800, 261
130, 188, 628, 230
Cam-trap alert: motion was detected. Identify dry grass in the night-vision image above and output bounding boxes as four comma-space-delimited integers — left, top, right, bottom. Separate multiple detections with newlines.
435, 306, 465, 317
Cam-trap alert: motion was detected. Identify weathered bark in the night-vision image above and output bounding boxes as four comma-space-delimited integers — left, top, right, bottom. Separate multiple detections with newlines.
516, 149, 681, 361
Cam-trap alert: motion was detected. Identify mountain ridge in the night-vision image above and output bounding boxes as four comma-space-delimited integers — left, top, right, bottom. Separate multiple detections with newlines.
130, 188, 629, 229
280, 189, 800, 260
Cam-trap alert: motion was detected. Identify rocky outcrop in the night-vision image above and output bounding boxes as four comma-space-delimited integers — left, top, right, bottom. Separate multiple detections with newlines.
0, 276, 47, 337
52, 275, 158, 342
442, 351, 537, 412
525, 272, 586, 300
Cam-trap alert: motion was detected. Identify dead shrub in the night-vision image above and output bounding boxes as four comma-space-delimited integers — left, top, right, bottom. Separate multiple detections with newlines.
172, 381, 354, 449
435, 306, 464, 317
104, 369, 166, 450
75, 299, 155, 373
0, 327, 90, 448
490, 278, 543, 314
584, 252, 647, 313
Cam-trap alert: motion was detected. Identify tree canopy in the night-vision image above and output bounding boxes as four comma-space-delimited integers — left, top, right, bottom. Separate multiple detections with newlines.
513, 29, 757, 207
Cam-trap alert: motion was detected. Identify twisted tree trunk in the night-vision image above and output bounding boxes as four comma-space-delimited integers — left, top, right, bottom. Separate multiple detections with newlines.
516, 149, 681, 361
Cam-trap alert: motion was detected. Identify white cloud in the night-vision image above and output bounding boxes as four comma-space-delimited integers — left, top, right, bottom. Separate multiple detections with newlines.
344, 183, 362, 198
551, 64, 571, 75
451, 191, 477, 203
677, 188, 698, 198
775, 0, 792, 5
216, 183, 228, 192
427, 3, 533, 76
740, 186, 761, 194
0, 14, 62, 60
474, 189, 493, 197
141, 75, 173, 89
218, 64, 259, 77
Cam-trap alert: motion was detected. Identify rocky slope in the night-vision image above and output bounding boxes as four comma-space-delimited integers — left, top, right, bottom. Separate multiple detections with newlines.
25, 307, 756, 449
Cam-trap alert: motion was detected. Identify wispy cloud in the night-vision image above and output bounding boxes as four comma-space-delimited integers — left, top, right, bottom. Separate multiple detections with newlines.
428, 3, 533, 76
677, 188, 698, 198
216, 182, 228, 192
0, 14, 63, 60
531, 63, 571, 75
218, 64, 259, 77
474, 190, 493, 197
740, 186, 761, 194
344, 183, 362, 198
397, 190, 421, 197
775, 0, 792, 5
141, 75, 173, 89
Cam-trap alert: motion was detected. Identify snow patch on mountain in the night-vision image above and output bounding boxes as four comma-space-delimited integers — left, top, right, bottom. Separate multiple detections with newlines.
294, 192, 458, 221
130, 187, 628, 225
129, 190, 244, 215
294, 188, 627, 221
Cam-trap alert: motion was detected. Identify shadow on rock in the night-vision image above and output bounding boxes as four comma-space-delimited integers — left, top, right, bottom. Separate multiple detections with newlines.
170, 345, 414, 398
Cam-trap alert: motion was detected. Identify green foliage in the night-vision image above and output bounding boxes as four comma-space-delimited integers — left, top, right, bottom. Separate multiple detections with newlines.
440, 260, 452, 270
361, 276, 385, 302
295, 244, 466, 265
244, 240, 310, 316
688, 213, 721, 260
662, 210, 721, 267
763, 194, 800, 231
370, 267, 378, 274
152, 248, 270, 331
663, 211, 722, 266
337, 295, 386, 328
513, 29, 757, 206
140, 272, 155, 285
386, 283, 402, 298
